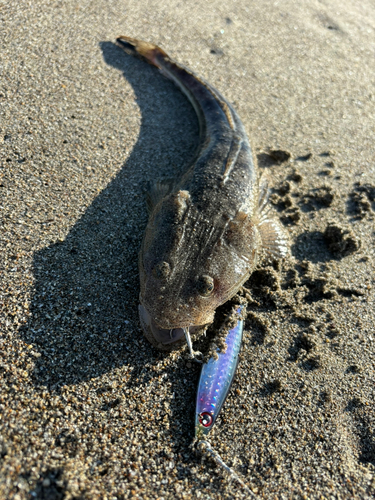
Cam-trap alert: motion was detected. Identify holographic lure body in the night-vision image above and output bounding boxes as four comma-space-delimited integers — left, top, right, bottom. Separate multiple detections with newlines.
195, 306, 244, 438
194, 306, 256, 496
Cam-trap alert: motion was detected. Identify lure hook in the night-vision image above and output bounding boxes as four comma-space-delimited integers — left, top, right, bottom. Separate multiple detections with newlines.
183, 327, 203, 363
196, 439, 258, 498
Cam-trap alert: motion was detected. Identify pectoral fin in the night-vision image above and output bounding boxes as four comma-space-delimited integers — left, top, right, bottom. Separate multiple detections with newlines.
256, 172, 289, 259
257, 218, 289, 259
146, 178, 175, 213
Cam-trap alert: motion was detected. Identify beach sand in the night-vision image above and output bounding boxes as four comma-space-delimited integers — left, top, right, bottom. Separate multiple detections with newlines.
1, 0, 375, 498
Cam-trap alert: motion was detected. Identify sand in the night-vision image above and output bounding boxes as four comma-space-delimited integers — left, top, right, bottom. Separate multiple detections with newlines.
1, 0, 375, 498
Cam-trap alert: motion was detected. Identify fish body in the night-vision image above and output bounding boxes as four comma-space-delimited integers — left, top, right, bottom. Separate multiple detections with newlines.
195, 306, 244, 438
116, 37, 288, 350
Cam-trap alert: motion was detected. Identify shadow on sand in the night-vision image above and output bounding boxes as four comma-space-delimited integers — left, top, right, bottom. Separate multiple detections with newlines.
19, 42, 199, 400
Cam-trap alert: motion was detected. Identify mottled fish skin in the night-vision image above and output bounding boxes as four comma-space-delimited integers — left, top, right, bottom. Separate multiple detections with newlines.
116, 37, 289, 350
195, 306, 244, 438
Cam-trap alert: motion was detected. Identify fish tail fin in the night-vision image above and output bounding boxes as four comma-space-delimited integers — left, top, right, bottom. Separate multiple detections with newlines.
116, 36, 167, 68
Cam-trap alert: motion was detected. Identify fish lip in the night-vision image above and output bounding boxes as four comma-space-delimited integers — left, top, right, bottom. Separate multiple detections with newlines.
138, 303, 203, 350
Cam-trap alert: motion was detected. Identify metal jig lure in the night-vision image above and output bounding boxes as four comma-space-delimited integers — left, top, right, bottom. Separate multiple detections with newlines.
194, 305, 257, 497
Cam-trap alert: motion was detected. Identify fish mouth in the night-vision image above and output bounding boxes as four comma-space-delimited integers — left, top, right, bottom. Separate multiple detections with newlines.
138, 303, 203, 350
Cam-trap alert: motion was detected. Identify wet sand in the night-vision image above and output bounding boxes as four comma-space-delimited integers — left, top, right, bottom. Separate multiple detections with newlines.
1, 0, 375, 498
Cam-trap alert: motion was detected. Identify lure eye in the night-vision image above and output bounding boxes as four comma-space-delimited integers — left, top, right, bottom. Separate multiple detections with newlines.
152, 261, 170, 280
199, 412, 213, 428
196, 275, 214, 296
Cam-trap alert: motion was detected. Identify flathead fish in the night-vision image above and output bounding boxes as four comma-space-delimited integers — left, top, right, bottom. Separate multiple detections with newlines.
116, 37, 288, 351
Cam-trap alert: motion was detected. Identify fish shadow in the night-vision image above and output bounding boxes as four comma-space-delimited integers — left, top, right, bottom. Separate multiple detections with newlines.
18, 41, 199, 392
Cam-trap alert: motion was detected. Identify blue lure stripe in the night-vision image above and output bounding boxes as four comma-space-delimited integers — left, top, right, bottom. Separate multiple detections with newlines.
195, 306, 244, 437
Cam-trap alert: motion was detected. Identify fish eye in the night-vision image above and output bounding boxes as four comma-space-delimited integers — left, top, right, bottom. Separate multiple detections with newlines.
152, 261, 171, 280
196, 275, 214, 296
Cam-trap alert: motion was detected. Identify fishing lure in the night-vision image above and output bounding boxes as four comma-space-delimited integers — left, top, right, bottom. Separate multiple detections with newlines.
195, 305, 257, 497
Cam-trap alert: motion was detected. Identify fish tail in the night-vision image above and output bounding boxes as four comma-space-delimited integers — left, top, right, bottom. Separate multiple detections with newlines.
116, 36, 167, 68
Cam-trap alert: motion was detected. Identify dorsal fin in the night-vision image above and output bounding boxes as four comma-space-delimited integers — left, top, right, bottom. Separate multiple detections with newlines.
221, 135, 243, 186
257, 172, 271, 218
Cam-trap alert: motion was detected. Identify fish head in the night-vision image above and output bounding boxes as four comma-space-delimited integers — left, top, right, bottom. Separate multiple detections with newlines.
138, 190, 261, 349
